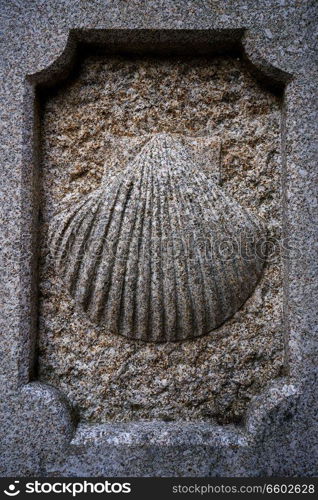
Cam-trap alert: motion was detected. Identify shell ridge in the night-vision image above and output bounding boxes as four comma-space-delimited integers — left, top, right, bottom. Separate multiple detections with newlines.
89, 179, 135, 323
118, 162, 152, 339
161, 189, 179, 341
48, 194, 89, 250
74, 178, 127, 315
66, 196, 105, 294
169, 167, 210, 336
164, 149, 184, 340
191, 172, 229, 326
100, 180, 138, 332
48, 195, 87, 267
108, 149, 152, 340
134, 155, 157, 338
54, 196, 102, 272
49, 192, 98, 258
177, 165, 221, 328
166, 151, 202, 338
156, 145, 179, 341
194, 170, 265, 318
190, 169, 245, 320
150, 161, 165, 342
203, 179, 265, 303
210, 176, 264, 233
165, 150, 195, 340
134, 149, 156, 340
187, 170, 228, 326
114, 155, 150, 339
106, 154, 152, 337
114, 187, 143, 338
129, 153, 156, 340
145, 156, 155, 340
154, 158, 177, 341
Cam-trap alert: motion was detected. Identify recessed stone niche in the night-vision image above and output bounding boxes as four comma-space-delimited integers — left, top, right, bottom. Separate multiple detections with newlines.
38, 53, 284, 424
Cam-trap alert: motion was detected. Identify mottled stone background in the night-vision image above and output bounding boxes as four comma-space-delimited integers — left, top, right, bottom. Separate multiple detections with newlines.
38, 54, 284, 424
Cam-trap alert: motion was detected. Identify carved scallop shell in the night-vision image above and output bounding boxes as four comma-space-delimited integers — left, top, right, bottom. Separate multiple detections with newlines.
49, 134, 266, 342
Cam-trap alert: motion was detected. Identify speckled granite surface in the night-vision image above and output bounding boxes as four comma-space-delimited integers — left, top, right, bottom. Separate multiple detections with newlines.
0, 0, 317, 477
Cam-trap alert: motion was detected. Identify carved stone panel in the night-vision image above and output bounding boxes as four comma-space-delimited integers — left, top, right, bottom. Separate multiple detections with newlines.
2, 0, 317, 478
38, 55, 283, 424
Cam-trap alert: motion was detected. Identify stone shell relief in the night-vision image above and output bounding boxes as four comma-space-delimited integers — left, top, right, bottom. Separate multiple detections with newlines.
49, 133, 266, 342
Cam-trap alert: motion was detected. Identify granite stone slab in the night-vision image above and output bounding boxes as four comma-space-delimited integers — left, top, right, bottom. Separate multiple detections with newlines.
0, 0, 317, 477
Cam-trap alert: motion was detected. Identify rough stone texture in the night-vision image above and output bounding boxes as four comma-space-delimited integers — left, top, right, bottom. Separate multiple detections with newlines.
38, 56, 283, 424
0, 0, 317, 478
